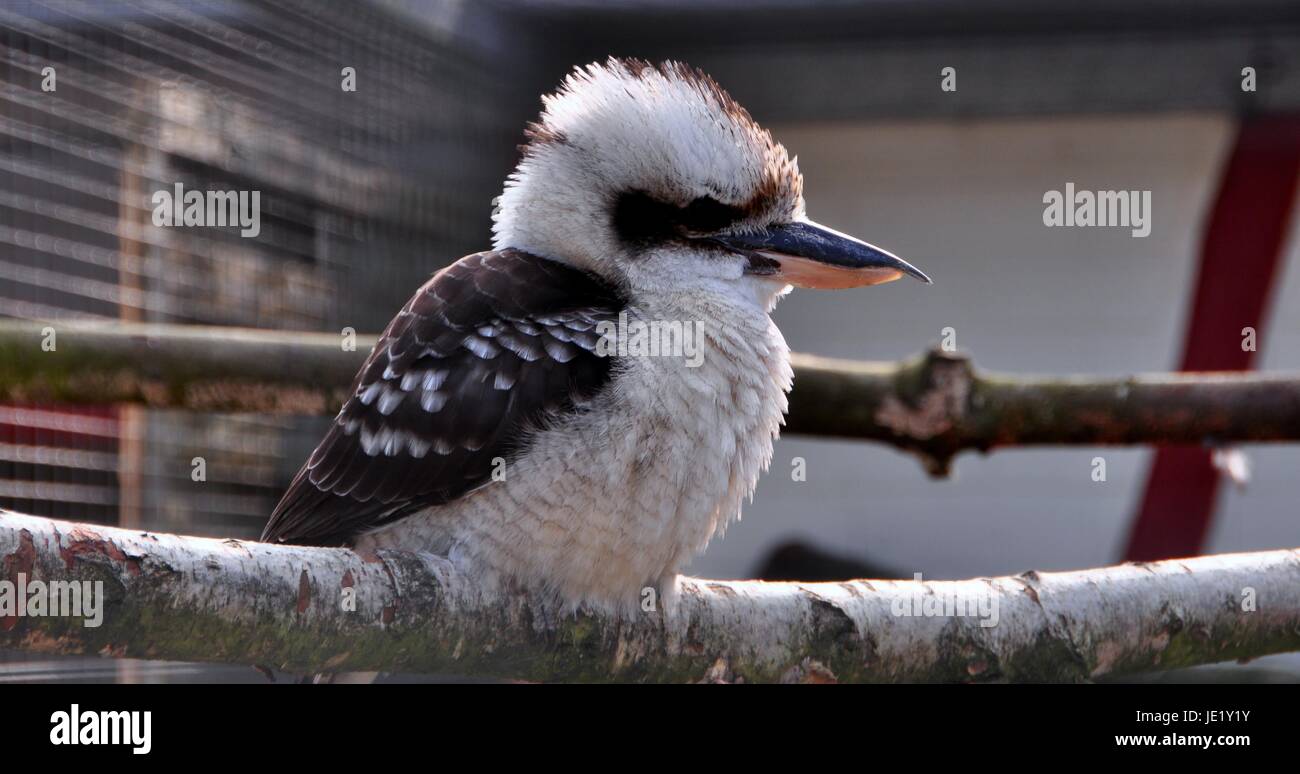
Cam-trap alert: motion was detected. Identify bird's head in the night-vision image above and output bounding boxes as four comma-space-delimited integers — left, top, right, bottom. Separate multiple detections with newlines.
492, 58, 929, 304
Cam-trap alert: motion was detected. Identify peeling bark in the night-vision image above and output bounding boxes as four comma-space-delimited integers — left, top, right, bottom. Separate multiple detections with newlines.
2, 510, 1296, 682
3, 320, 1297, 476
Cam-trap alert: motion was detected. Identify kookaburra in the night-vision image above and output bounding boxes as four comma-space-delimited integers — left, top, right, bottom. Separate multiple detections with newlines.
263, 58, 929, 611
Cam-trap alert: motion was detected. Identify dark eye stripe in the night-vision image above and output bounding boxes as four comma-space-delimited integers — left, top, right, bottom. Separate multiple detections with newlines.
613, 190, 745, 247
679, 196, 744, 233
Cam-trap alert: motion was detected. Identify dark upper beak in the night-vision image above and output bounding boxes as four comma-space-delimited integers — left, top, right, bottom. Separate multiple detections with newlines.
712, 220, 931, 289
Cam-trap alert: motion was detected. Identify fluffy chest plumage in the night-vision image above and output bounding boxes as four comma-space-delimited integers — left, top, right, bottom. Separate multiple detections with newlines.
358, 291, 792, 611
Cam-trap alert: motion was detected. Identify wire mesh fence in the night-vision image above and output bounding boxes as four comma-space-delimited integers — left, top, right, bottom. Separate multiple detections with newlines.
0, 0, 522, 541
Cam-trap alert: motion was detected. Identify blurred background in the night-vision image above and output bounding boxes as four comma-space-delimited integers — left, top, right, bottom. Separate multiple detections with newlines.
2, 0, 1299, 681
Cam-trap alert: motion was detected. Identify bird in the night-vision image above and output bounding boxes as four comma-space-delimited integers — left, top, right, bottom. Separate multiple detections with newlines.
262, 58, 930, 613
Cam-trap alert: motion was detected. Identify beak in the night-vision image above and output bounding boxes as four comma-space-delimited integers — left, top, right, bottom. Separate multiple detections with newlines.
713, 219, 931, 289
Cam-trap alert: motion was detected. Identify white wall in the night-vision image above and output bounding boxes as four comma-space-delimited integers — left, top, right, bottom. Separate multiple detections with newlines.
685, 112, 1300, 581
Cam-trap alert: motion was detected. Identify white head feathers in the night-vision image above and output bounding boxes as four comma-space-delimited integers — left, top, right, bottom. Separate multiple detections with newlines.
492, 58, 804, 289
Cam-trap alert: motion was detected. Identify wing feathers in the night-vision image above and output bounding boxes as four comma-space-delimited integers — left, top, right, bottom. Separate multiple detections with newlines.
261, 249, 624, 546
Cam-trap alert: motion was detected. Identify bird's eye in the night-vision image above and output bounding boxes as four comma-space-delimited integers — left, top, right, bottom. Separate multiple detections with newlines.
678, 196, 743, 234
613, 190, 744, 248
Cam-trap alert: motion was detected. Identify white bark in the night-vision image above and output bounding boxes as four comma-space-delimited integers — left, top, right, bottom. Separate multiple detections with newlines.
1, 509, 1297, 682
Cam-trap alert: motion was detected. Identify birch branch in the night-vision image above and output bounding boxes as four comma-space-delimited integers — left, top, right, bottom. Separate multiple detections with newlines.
2, 510, 1296, 682
1, 320, 1298, 475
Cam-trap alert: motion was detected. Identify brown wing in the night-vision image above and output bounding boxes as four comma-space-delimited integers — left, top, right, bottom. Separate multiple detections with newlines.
261, 249, 624, 546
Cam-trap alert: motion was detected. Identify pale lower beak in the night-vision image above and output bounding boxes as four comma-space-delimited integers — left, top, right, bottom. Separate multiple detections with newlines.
713, 220, 931, 289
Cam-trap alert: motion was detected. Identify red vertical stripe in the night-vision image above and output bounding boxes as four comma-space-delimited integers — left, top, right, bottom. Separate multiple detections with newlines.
1124, 115, 1300, 562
